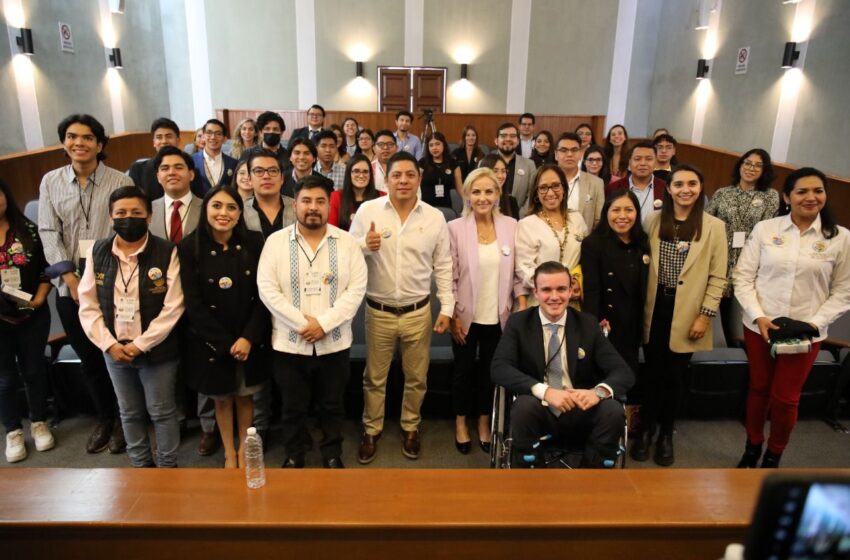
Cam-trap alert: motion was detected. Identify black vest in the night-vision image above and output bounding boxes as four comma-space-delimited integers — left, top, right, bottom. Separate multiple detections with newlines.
92, 234, 179, 364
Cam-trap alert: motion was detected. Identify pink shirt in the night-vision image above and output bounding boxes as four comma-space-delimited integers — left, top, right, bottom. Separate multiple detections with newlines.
78, 235, 184, 353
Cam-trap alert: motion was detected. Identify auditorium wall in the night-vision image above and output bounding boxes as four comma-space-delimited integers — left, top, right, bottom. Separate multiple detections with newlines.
0, 21, 25, 155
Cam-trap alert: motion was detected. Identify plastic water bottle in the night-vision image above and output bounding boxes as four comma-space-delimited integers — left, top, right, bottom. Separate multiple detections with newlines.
244, 427, 266, 489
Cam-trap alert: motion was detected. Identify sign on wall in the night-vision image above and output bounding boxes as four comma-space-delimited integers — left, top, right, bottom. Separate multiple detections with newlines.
58, 22, 74, 53
735, 46, 750, 75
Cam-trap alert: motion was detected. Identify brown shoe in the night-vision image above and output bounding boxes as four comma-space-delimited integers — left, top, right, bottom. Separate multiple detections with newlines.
108, 421, 126, 454
402, 429, 420, 460
86, 420, 113, 453
358, 432, 381, 464
197, 430, 219, 456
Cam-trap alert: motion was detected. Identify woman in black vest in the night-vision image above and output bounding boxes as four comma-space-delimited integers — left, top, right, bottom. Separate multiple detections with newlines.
0, 179, 54, 463
178, 185, 270, 469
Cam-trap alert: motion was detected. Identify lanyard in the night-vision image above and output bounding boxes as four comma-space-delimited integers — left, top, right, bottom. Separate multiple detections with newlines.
116, 257, 139, 295
295, 237, 321, 268
78, 181, 95, 229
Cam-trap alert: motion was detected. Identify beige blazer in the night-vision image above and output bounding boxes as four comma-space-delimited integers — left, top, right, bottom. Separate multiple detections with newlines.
576, 172, 605, 231
643, 212, 728, 353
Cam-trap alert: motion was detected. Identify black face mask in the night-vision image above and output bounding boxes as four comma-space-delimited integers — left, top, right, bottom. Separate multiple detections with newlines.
263, 132, 281, 147
113, 217, 148, 242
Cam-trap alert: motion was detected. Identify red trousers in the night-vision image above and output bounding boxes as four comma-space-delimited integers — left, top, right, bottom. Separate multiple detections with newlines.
743, 328, 820, 454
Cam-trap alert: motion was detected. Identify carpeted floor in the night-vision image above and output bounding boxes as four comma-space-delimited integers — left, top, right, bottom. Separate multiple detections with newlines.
3, 414, 849, 469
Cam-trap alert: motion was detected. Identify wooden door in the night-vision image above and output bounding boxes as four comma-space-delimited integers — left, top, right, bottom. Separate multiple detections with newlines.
379, 69, 411, 113
412, 69, 445, 114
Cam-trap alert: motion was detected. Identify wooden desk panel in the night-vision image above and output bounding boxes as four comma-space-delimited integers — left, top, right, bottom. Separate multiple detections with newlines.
4, 468, 845, 559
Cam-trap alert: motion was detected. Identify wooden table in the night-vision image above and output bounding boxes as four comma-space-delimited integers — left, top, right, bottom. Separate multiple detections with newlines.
1, 468, 844, 559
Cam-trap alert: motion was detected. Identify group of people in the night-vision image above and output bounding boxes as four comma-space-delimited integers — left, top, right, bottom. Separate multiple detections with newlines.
1, 108, 847, 472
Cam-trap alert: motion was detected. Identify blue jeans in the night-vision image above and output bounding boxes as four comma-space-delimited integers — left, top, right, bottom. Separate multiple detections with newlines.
104, 353, 180, 467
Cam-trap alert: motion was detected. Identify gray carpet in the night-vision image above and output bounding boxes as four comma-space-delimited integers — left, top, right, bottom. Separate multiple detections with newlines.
3, 415, 849, 469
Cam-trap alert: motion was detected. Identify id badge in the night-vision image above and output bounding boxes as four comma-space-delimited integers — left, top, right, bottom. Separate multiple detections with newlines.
732, 232, 746, 249
435, 183, 445, 198
0, 268, 22, 290
79, 239, 95, 259
116, 296, 136, 322
303, 271, 322, 296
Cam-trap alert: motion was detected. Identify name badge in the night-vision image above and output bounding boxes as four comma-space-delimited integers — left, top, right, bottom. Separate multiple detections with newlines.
79, 239, 95, 259
1, 268, 22, 290
116, 296, 136, 323
304, 271, 322, 296
732, 232, 746, 249
435, 184, 445, 198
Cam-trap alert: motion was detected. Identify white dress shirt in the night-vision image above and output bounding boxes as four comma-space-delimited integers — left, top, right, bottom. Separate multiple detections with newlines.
515, 212, 588, 291
472, 241, 500, 325
520, 137, 534, 159
565, 170, 581, 212
372, 160, 388, 193
349, 197, 455, 317
203, 150, 224, 185
734, 215, 850, 342
257, 224, 367, 356
162, 191, 193, 240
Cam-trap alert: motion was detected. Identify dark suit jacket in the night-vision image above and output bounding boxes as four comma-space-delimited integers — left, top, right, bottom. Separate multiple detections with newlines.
287, 127, 325, 150
605, 176, 666, 200
580, 233, 649, 373
192, 151, 238, 195
130, 157, 205, 200
491, 307, 634, 399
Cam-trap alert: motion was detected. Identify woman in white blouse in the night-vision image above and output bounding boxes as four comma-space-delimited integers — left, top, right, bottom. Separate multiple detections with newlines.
448, 168, 520, 454
734, 167, 850, 468
515, 163, 588, 307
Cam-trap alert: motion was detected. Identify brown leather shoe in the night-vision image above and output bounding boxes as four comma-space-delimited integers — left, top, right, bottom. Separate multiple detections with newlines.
358, 432, 381, 464
402, 429, 420, 460
86, 420, 113, 454
197, 430, 219, 456
108, 421, 126, 454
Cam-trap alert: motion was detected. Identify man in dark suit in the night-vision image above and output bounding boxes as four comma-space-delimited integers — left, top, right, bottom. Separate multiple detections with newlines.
287, 104, 326, 150
605, 141, 666, 229
128, 117, 181, 201
491, 261, 634, 468
192, 118, 237, 195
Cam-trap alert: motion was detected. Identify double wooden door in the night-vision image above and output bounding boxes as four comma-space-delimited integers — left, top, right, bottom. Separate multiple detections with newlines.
378, 67, 446, 114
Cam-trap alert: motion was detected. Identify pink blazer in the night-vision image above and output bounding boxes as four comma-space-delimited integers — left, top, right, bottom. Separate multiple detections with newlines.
448, 214, 522, 331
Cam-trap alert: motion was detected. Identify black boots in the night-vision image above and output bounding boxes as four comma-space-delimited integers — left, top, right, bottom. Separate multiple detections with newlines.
761, 450, 782, 468
629, 424, 655, 462
654, 430, 674, 467
737, 441, 763, 468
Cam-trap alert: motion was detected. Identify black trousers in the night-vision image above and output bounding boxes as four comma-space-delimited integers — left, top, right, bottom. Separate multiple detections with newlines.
510, 394, 624, 468
451, 323, 501, 417
274, 348, 350, 460
0, 306, 50, 432
641, 287, 693, 433
718, 295, 739, 348
56, 296, 117, 422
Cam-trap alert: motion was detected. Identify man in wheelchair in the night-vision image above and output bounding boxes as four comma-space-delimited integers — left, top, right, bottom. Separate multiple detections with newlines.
491, 261, 634, 468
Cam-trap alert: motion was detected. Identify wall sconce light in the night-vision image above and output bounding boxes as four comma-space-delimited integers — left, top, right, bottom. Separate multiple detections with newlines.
696, 58, 710, 80
108, 47, 123, 69
356, 61, 364, 78
460, 64, 469, 80
781, 42, 800, 68
14, 28, 34, 55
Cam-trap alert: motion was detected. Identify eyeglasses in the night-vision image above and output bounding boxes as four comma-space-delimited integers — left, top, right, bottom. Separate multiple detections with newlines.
556, 147, 581, 154
307, 112, 323, 118
204, 130, 224, 138
251, 166, 281, 177
375, 141, 396, 149
585, 157, 603, 164
537, 182, 563, 194
350, 169, 370, 176
742, 160, 764, 170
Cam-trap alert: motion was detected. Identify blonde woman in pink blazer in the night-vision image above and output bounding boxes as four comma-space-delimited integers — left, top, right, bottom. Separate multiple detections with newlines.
448, 168, 522, 454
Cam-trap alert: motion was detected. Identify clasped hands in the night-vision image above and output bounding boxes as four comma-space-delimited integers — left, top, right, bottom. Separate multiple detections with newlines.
543, 387, 601, 413
300, 314, 326, 343
107, 341, 142, 363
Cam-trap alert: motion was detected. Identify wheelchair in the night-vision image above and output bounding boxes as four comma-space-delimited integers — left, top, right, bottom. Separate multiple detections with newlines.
489, 385, 628, 469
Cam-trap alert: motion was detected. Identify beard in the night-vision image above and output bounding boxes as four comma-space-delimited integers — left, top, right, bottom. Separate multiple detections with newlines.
298, 214, 325, 230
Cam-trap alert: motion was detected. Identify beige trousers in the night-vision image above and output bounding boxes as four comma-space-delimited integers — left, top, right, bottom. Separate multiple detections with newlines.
362, 304, 432, 435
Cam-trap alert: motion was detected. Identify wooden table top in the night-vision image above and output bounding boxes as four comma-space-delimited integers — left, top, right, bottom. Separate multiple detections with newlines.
3, 468, 846, 530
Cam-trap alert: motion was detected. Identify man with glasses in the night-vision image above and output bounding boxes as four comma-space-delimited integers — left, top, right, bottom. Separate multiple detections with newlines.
244, 111, 289, 171
371, 129, 398, 194
129, 117, 184, 201
241, 149, 296, 446
288, 104, 327, 149
652, 134, 678, 185
494, 123, 535, 214
606, 141, 667, 229
555, 132, 604, 231
192, 119, 237, 195
518, 113, 536, 158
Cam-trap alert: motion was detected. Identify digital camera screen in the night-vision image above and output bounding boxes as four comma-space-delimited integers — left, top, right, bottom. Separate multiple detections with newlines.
788, 484, 850, 559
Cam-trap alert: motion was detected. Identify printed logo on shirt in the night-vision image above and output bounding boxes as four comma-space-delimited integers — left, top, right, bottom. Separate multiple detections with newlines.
95, 272, 105, 286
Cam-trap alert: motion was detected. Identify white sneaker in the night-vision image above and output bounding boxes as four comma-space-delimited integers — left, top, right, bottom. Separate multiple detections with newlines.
30, 421, 56, 452
6, 429, 27, 463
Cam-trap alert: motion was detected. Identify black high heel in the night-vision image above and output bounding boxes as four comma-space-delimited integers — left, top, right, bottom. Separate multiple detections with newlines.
455, 439, 471, 454
479, 441, 491, 453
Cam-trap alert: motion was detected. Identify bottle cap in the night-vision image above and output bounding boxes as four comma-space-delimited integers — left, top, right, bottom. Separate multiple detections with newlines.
247, 427, 257, 435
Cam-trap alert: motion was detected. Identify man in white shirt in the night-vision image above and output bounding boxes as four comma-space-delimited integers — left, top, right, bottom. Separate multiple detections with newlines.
192, 119, 237, 195
555, 132, 604, 231
491, 261, 633, 468
371, 129, 398, 194
350, 151, 454, 463
148, 146, 217, 455
258, 175, 367, 468
518, 113, 536, 159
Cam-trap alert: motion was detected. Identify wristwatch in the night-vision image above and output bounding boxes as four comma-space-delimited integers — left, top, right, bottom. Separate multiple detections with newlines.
594, 386, 609, 400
